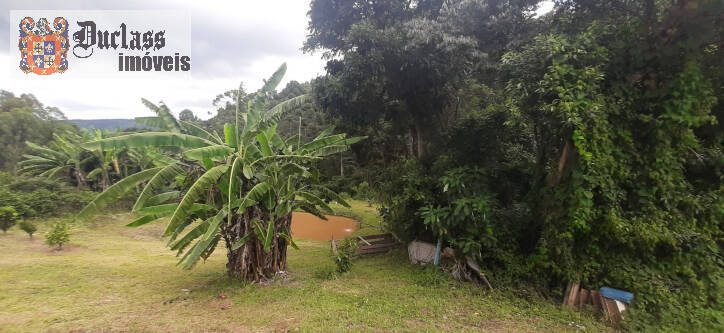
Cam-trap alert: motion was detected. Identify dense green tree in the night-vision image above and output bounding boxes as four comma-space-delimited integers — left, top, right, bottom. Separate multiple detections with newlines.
0, 91, 76, 172
307, 0, 489, 158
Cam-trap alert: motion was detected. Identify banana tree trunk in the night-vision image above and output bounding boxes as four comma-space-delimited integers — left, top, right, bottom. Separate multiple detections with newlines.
73, 168, 86, 189
221, 208, 292, 281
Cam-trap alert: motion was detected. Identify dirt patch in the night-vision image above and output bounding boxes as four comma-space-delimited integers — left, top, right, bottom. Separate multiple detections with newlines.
271, 317, 299, 332
473, 319, 523, 332
405, 320, 425, 329
291, 212, 358, 241
15, 238, 90, 255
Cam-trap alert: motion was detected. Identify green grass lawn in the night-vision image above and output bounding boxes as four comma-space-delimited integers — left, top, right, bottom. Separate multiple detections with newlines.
0, 203, 603, 332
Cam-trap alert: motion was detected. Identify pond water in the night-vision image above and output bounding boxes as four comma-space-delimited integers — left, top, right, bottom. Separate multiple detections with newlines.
290, 212, 358, 241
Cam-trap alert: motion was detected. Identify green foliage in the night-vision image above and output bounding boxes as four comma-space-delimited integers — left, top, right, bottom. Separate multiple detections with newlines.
78, 64, 363, 280
0, 172, 13, 185
45, 221, 69, 249
333, 237, 358, 273
18, 220, 37, 238
413, 266, 450, 287
310, 0, 723, 330
0, 91, 74, 172
0, 206, 18, 233
0, 177, 96, 218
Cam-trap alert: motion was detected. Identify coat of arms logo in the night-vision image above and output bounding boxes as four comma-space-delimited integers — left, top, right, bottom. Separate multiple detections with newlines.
18, 17, 70, 75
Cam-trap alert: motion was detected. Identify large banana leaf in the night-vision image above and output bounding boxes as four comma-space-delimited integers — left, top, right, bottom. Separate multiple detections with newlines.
140, 99, 183, 133
135, 116, 165, 129
180, 120, 222, 143
312, 185, 351, 208
260, 63, 287, 94
183, 145, 234, 161
258, 95, 310, 128
164, 164, 229, 236
76, 167, 163, 221
169, 219, 209, 254
298, 191, 334, 214
132, 163, 184, 212
146, 191, 181, 206
237, 182, 272, 213
179, 209, 226, 269
25, 141, 68, 161
249, 155, 320, 167
83, 132, 214, 151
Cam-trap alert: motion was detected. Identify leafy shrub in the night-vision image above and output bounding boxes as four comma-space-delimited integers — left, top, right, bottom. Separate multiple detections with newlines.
0, 206, 18, 233
45, 221, 70, 250
8, 177, 64, 192
0, 172, 12, 185
333, 237, 359, 273
18, 220, 37, 239
413, 266, 450, 287
0, 177, 95, 218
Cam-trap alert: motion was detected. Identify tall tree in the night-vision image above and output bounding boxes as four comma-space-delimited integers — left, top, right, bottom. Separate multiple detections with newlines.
307, 0, 486, 158
0, 91, 75, 171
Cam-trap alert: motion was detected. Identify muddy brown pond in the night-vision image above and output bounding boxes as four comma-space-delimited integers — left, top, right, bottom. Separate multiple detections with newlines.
290, 212, 359, 241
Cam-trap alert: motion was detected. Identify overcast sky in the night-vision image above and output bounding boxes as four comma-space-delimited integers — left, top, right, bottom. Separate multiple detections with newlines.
1, 0, 554, 120
1, 0, 326, 120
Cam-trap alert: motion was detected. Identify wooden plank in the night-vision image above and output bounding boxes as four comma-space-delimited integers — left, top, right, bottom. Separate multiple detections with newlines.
602, 297, 622, 327
562, 282, 573, 307
359, 242, 400, 250
358, 246, 397, 254
578, 289, 590, 309
357, 236, 372, 246
357, 233, 395, 240
590, 290, 601, 311
366, 240, 398, 246
565, 282, 580, 309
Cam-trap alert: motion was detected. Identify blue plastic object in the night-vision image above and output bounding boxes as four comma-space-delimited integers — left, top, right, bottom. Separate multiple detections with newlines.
600, 287, 634, 304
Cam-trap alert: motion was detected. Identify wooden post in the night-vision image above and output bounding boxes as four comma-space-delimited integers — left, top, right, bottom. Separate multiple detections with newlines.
562, 282, 580, 309
578, 288, 590, 309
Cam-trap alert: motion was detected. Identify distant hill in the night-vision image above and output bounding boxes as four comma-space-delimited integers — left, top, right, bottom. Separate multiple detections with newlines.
67, 119, 153, 130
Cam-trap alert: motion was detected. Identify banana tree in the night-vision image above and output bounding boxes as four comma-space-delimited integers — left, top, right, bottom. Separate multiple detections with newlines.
84, 129, 122, 190
77, 64, 364, 281
18, 133, 88, 188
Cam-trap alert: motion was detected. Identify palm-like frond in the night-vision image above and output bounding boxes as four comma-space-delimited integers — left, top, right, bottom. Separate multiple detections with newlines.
83, 132, 214, 151
132, 163, 185, 212
76, 167, 163, 221
140, 99, 183, 133
164, 164, 229, 237
257, 95, 310, 128
183, 145, 235, 161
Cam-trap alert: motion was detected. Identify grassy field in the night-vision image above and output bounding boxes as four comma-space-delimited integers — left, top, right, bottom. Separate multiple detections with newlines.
0, 200, 603, 332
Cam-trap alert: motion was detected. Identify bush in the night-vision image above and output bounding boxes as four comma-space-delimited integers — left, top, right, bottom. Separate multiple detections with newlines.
0, 206, 18, 233
333, 237, 359, 273
8, 177, 64, 192
18, 220, 37, 239
0, 172, 12, 185
0, 177, 95, 218
413, 266, 450, 287
45, 221, 70, 250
